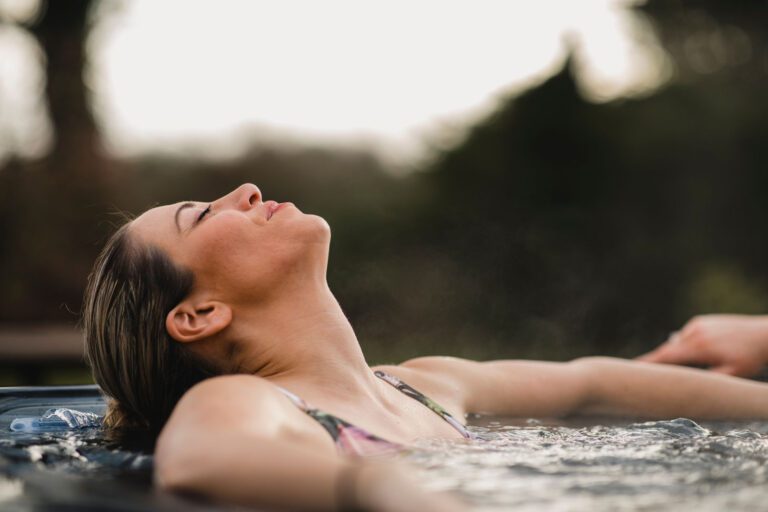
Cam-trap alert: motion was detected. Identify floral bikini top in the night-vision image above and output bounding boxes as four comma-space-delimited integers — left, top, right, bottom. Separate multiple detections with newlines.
276, 370, 475, 457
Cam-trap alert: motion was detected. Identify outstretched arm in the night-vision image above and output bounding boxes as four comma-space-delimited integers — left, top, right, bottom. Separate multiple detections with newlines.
402, 356, 768, 420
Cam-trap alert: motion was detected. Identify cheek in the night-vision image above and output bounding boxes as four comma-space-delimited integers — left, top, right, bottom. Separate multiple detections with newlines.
191, 226, 239, 266
192, 223, 299, 290
181, 224, 247, 281
184, 213, 329, 295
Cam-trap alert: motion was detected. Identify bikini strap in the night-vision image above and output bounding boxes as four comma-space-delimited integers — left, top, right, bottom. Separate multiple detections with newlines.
373, 370, 475, 439
275, 385, 312, 411
274, 385, 402, 456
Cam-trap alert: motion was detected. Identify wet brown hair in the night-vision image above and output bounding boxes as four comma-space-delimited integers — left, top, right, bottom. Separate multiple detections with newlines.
82, 222, 218, 434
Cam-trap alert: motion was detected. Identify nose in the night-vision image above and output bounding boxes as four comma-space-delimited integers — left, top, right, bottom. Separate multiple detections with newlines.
220, 183, 261, 211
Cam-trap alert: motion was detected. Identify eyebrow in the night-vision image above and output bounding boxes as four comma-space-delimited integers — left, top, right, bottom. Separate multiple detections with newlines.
174, 202, 196, 233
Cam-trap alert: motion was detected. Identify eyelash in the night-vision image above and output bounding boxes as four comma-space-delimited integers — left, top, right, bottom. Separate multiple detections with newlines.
197, 205, 212, 223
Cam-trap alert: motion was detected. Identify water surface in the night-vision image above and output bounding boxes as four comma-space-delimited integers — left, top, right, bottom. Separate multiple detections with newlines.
408, 416, 768, 511
3, 415, 768, 510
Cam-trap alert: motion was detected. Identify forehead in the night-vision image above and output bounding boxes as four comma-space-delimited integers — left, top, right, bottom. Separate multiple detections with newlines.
129, 203, 185, 247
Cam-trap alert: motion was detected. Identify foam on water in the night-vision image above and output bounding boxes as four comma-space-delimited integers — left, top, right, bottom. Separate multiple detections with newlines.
407, 417, 768, 511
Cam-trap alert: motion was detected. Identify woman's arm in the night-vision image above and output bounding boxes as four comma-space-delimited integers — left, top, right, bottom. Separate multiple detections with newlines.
402, 356, 768, 420
637, 314, 768, 376
155, 374, 464, 512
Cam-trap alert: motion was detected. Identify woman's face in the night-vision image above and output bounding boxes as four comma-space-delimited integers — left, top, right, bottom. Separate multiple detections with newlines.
129, 183, 331, 304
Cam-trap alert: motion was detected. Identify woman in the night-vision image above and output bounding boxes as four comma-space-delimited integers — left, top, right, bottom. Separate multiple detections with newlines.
83, 183, 768, 512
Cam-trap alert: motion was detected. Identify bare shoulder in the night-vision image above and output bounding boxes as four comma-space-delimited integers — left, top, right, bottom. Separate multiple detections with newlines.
156, 374, 335, 465
381, 356, 593, 417
174, 374, 286, 418
399, 355, 478, 373
373, 356, 473, 416
159, 375, 290, 442
397, 355, 482, 387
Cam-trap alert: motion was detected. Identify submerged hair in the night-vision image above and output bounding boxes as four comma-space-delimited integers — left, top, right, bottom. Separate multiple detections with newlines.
83, 223, 217, 434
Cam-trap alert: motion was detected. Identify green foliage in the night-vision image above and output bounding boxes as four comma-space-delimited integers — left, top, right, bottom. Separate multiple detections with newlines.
686, 264, 768, 315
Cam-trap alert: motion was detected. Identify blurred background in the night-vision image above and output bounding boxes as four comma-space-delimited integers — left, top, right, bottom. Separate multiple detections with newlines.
1, 0, 767, 385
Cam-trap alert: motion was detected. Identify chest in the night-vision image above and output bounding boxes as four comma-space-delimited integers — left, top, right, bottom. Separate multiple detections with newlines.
287, 385, 467, 447
338, 397, 466, 445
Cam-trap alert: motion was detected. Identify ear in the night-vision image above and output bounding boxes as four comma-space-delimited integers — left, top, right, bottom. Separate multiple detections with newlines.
165, 299, 233, 343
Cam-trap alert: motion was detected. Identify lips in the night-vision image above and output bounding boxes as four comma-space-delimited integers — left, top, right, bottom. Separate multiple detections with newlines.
264, 201, 290, 220
265, 201, 278, 220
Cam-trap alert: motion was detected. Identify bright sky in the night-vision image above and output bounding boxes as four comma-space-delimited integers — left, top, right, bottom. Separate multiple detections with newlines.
1, 0, 669, 169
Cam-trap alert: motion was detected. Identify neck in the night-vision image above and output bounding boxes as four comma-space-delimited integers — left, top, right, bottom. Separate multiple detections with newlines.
228, 281, 382, 400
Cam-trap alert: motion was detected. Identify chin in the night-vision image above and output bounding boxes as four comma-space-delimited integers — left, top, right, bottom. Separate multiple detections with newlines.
303, 214, 332, 244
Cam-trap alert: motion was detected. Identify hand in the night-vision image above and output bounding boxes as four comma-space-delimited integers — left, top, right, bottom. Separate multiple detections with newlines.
637, 314, 768, 377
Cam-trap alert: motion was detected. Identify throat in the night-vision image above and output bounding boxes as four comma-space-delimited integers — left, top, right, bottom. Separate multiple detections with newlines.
230, 283, 383, 399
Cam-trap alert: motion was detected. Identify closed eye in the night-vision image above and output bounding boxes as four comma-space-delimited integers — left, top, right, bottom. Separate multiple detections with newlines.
196, 204, 212, 223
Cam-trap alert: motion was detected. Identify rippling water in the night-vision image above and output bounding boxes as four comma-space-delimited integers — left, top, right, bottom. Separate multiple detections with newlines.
3, 417, 768, 510
408, 417, 768, 511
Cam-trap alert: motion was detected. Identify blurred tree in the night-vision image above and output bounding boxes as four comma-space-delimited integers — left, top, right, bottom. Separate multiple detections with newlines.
0, 0, 112, 323
368, 0, 768, 361
2, 0, 768, 377
30, 0, 103, 173
640, 0, 768, 80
